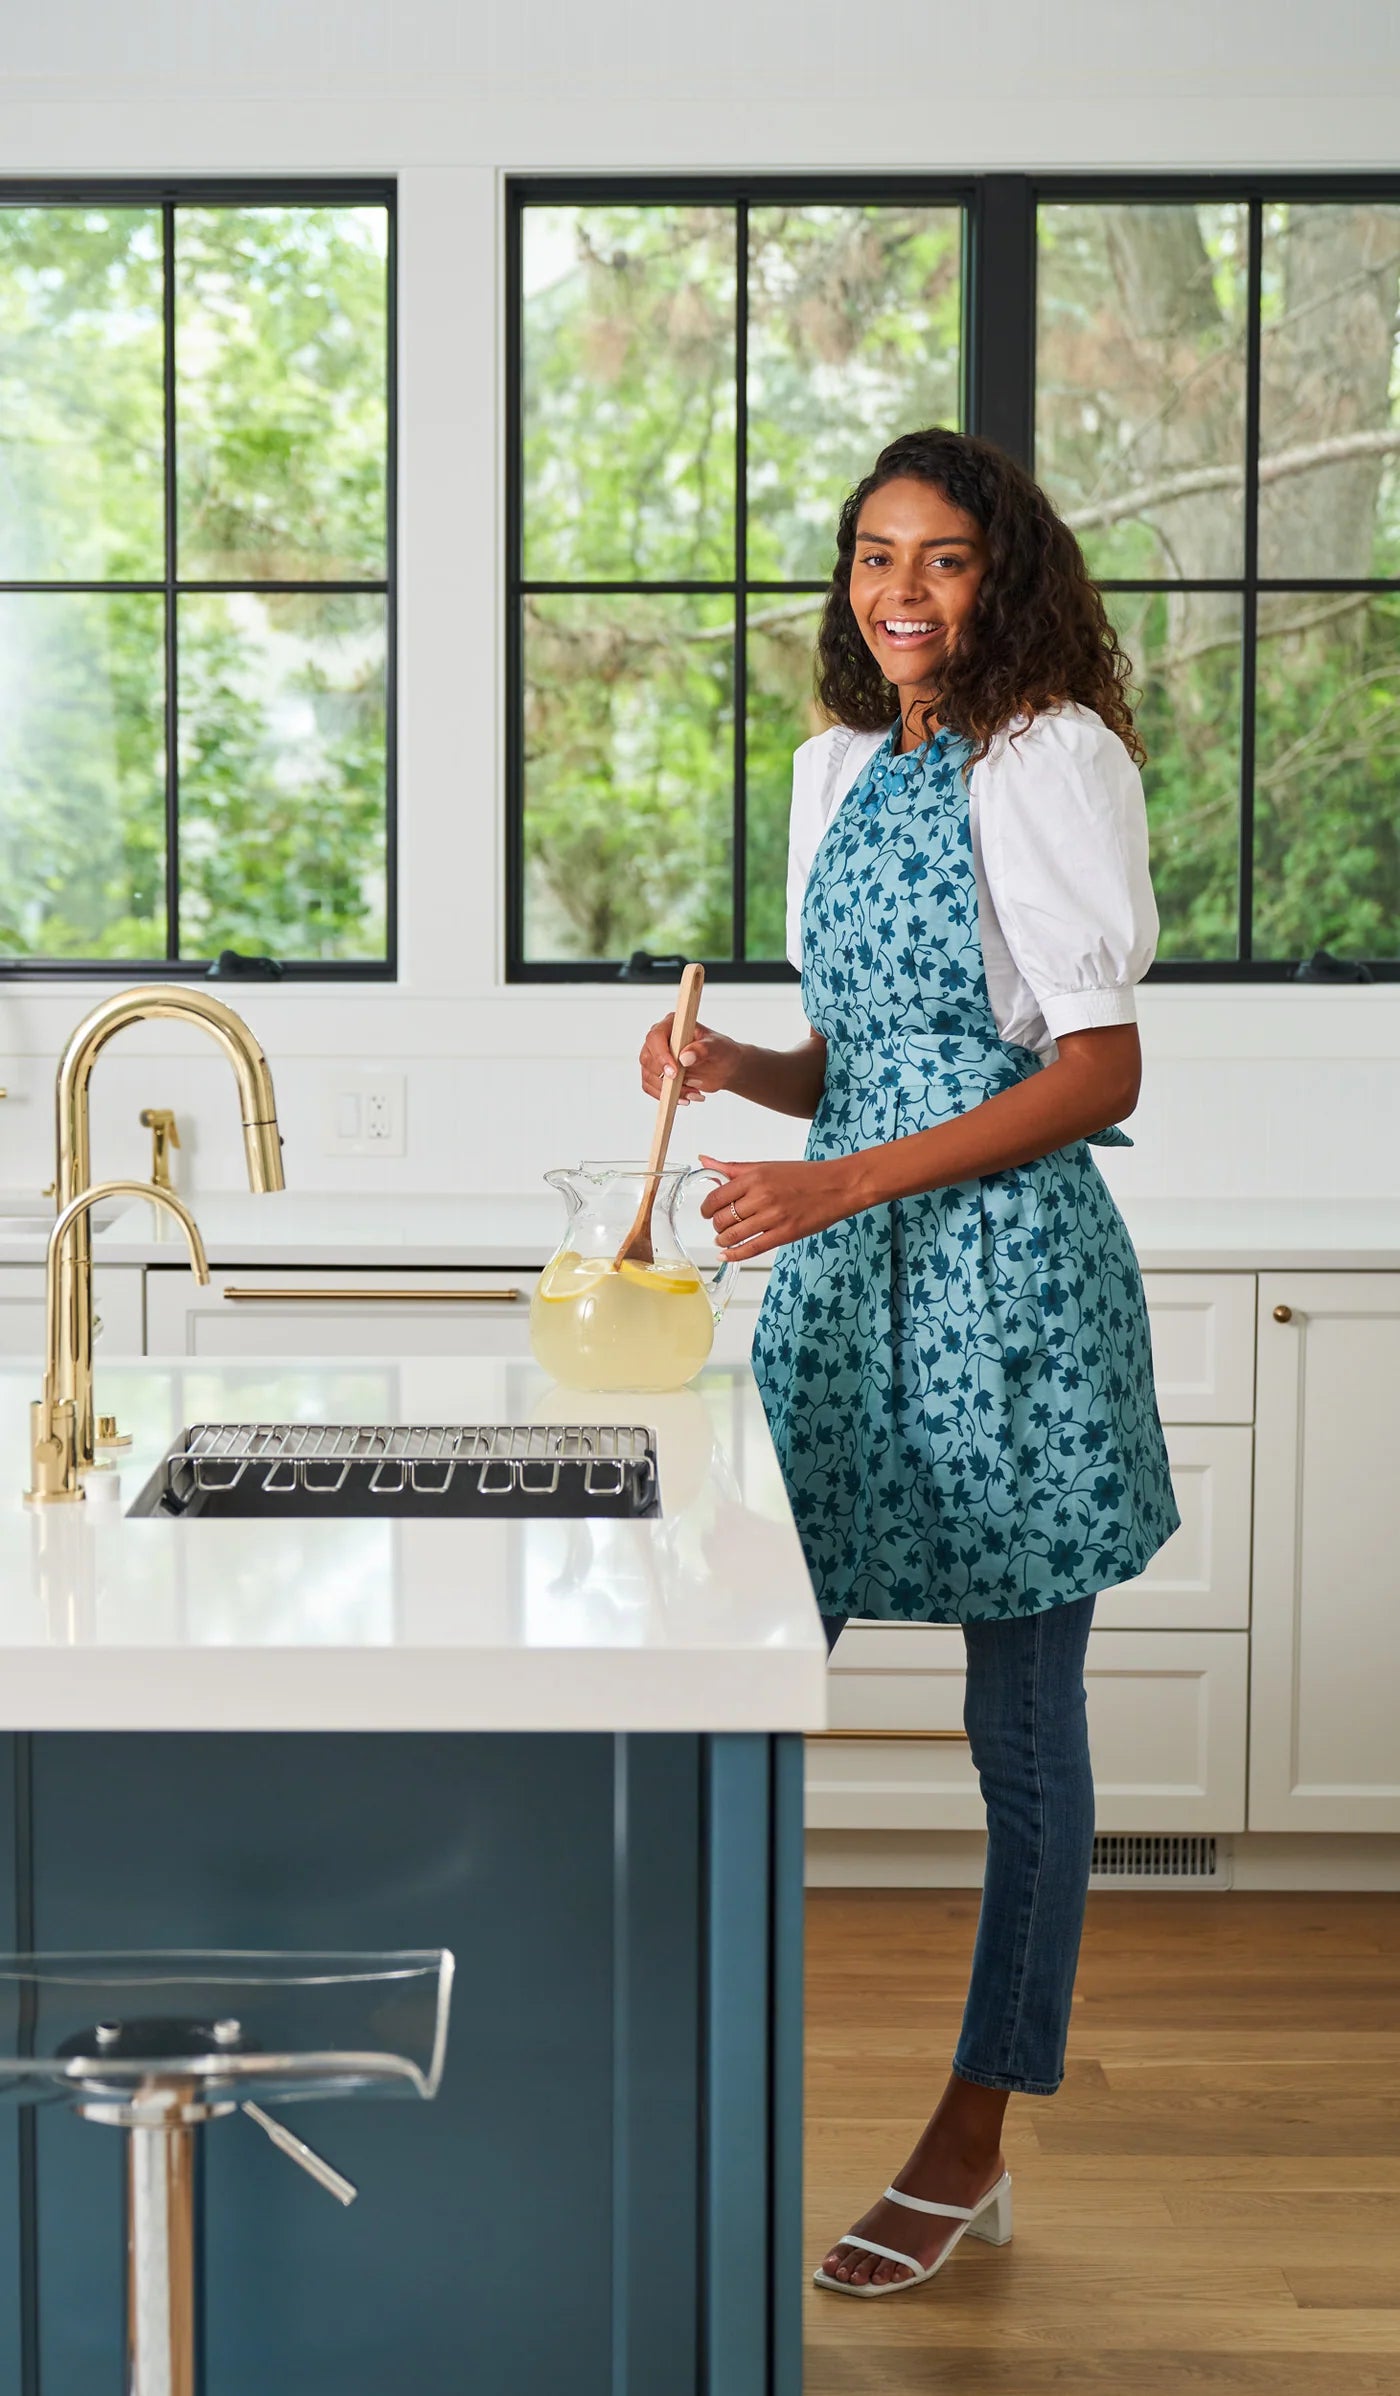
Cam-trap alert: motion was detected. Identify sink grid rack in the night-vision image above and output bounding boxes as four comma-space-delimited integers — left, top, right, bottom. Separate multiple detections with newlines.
163, 1421, 658, 1507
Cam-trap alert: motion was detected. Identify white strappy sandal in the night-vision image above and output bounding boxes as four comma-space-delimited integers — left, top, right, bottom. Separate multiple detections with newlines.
812, 2169, 1013, 2298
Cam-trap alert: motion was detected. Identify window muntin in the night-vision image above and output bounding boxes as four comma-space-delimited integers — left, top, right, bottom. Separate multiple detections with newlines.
0, 187, 393, 975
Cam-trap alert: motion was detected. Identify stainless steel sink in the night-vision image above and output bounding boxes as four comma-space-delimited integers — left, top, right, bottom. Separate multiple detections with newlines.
127, 1422, 661, 1521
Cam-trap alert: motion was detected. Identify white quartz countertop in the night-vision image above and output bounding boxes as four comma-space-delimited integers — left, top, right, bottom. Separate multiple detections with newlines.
89, 1192, 570, 1268
52, 1189, 1400, 1271
0, 1357, 828, 1736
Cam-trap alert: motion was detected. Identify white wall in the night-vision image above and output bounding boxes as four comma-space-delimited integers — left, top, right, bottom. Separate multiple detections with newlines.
1, 0, 1397, 1208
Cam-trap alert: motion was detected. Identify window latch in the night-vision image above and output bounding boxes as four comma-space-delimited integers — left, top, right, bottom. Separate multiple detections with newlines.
206, 949, 284, 981
618, 949, 690, 982
1291, 947, 1373, 984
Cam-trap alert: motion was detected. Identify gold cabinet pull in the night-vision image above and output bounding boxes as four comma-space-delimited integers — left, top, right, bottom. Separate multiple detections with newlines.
808, 1727, 970, 1743
1273, 1303, 1293, 1323
222, 1286, 523, 1304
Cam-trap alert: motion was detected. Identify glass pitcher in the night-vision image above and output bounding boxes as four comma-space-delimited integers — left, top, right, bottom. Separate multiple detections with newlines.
529, 1161, 740, 1392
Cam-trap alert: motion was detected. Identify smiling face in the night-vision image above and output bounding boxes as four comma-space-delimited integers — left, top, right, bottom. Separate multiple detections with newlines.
847, 476, 989, 745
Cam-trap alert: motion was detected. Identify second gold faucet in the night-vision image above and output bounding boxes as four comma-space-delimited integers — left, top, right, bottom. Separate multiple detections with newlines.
27, 1181, 209, 1506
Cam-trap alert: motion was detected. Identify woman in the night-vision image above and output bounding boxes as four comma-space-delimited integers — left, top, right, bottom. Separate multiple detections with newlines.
639, 426, 1179, 2299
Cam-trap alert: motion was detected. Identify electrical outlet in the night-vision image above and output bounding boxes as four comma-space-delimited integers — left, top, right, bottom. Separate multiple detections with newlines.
323, 1072, 406, 1158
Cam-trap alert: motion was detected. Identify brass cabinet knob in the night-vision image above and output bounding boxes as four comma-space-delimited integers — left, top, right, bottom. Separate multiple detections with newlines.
1273, 1303, 1293, 1323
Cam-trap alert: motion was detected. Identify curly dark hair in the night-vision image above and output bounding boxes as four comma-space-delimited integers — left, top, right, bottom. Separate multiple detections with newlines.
815, 427, 1144, 764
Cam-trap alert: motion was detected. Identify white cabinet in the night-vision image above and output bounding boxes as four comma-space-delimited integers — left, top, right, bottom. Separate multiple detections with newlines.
145, 1268, 538, 1358
1094, 1424, 1252, 1631
1087, 1631, 1247, 1830
0, 1266, 143, 1358
1249, 1273, 1400, 1832
808, 1624, 1248, 1832
770, 1260, 1260, 1841
1141, 1272, 1256, 1422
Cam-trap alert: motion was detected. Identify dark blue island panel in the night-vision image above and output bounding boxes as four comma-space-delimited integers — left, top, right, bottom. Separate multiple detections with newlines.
0, 1730, 802, 2396
0, 1739, 23, 2394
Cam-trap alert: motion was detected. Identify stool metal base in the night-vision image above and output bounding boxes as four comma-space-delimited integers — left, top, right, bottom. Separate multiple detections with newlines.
76, 2082, 224, 2396
79, 2079, 352, 2395
127, 2119, 197, 2396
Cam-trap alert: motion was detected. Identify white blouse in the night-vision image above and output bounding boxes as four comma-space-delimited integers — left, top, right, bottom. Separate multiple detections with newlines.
785, 704, 1160, 1060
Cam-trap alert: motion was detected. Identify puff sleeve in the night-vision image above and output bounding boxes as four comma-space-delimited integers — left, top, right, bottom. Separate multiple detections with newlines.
975, 707, 1159, 1038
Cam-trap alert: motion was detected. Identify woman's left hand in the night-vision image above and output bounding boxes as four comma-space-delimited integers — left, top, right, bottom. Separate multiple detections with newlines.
698, 1153, 868, 1260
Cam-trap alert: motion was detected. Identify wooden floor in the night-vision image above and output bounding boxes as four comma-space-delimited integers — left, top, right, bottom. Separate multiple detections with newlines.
804, 1888, 1400, 2394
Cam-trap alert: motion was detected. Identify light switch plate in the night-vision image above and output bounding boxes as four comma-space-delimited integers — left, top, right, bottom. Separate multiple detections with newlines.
322, 1071, 406, 1158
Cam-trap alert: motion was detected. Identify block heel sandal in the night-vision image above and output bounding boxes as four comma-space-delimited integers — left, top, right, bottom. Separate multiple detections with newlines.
812, 2170, 1013, 2298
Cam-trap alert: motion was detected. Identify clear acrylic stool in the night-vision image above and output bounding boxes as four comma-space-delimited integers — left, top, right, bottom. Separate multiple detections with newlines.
0, 1948, 454, 2396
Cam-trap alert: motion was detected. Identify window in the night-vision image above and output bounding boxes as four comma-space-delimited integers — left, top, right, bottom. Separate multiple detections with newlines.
508, 177, 1400, 981
0, 182, 394, 976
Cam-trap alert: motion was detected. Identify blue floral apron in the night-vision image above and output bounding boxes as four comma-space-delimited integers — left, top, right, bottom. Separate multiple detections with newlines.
751, 726, 1181, 1626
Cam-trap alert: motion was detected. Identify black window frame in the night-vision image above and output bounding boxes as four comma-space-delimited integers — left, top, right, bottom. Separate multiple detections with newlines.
506, 171, 1400, 985
0, 175, 398, 983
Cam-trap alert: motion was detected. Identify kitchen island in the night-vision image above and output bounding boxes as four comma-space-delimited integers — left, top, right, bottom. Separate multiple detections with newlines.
0, 1354, 825, 2396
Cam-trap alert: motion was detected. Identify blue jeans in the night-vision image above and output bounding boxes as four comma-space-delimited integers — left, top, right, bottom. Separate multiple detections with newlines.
826, 1593, 1096, 2095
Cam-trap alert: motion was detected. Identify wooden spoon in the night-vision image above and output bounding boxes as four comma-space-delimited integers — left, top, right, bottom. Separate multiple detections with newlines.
613, 962, 706, 1272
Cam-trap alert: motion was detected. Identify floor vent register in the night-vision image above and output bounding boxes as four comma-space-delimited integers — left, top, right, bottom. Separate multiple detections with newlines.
1089, 1834, 1230, 1889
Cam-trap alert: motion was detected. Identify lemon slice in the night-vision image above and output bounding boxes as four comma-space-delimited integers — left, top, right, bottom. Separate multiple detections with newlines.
618, 1261, 702, 1296
536, 1255, 612, 1303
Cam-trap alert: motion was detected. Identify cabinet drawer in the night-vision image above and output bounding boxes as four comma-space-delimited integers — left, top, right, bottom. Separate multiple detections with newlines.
1096, 1424, 1252, 1629
808, 1624, 1247, 1832
144, 1268, 538, 1358
1142, 1273, 1256, 1422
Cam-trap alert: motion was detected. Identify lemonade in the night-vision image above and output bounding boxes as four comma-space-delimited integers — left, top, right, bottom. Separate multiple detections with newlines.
529, 1250, 717, 1390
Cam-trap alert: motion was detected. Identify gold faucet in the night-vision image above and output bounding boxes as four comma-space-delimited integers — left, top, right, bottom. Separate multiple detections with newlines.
27, 1180, 210, 1505
55, 987, 284, 1471
139, 1107, 180, 1193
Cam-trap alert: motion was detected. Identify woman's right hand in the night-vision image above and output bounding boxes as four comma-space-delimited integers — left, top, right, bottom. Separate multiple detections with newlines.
639, 1014, 747, 1104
